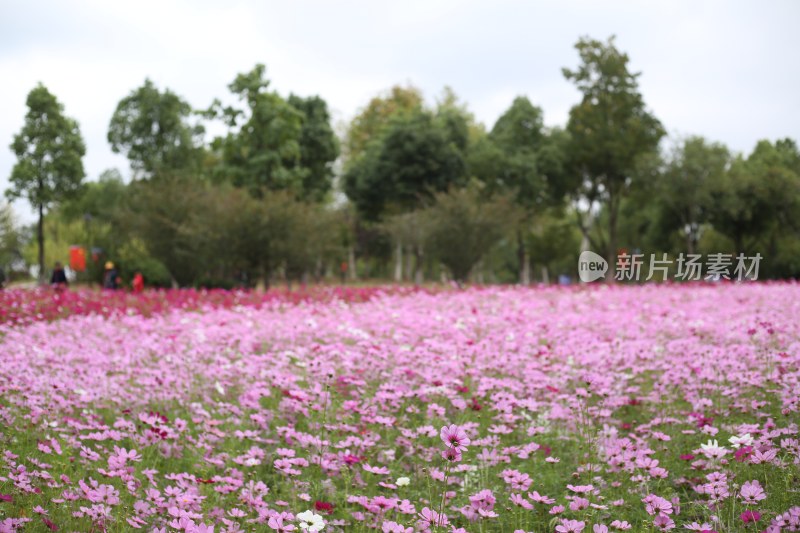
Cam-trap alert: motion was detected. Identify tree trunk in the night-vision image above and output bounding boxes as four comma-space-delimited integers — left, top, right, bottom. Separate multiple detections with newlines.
394, 242, 403, 282
541, 265, 549, 284
414, 245, 424, 285
516, 230, 530, 285
522, 251, 531, 285
404, 245, 413, 283
38, 202, 45, 284
348, 246, 357, 281
607, 197, 618, 282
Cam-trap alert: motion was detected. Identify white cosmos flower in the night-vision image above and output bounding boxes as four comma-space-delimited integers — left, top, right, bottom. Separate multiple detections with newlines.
297, 510, 325, 532
729, 433, 754, 449
396, 476, 410, 487
699, 439, 728, 459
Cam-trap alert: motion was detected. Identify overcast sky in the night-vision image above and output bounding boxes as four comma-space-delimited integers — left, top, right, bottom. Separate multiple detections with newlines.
2, 0, 799, 223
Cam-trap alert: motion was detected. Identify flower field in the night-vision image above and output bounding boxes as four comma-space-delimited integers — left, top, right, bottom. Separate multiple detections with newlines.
1, 284, 799, 532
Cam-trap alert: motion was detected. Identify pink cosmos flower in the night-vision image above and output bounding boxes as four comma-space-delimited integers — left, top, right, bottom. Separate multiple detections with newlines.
556, 519, 586, 532
440, 425, 470, 451
528, 491, 555, 505
740, 480, 766, 504
740, 510, 761, 523
417, 507, 448, 530
268, 515, 296, 531
653, 515, 675, 530
441, 447, 462, 462
642, 494, 672, 516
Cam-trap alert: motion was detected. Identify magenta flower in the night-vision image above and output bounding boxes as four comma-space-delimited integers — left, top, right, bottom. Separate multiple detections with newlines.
740, 510, 761, 523
441, 447, 462, 462
440, 424, 470, 451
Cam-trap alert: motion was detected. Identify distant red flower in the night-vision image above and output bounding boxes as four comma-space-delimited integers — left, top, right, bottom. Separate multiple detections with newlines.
740, 510, 761, 523
42, 517, 58, 531
469, 397, 482, 411
680, 454, 696, 461
314, 500, 334, 513
734, 446, 754, 462
342, 454, 361, 465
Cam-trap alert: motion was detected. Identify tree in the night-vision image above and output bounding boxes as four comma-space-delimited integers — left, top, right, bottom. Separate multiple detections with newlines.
343, 110, 467, 221
709, 138, 800, 256
7, 84, 86, 281
0, 202, 25, 276
468, 97, 568, 283
344, 85, 423, 168
563, 36, 665, 271
657, 137, 730, 254
287, 94, 340, 201
122, 176, 207, 285
108, 79, 202, 177
433, 86, 473, 153
423, 185, 521, 283
210, 65, 306, 197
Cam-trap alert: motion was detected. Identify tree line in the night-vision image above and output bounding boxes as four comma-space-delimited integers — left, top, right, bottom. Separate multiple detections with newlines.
4, 36, 800, 287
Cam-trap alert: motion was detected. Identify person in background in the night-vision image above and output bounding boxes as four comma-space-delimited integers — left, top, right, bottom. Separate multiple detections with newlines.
132, 271, 144, 293
51, 261, 68, 291
103, 261, 119, 290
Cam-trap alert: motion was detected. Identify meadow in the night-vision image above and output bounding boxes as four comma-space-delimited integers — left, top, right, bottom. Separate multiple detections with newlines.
0, 284, 798, 532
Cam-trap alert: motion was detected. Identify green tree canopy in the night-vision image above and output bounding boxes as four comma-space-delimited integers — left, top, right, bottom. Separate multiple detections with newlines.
287, 94, 340, 201
343, 110, 467, 221
424, 185, 522, 283
108, 79, 202, 177
211, 64, 337, 199
344, 85, 423, 167
7, 83, 86, 280
656, 136, 730, 254
563, 36, 665, 267
709, 138, 800, 255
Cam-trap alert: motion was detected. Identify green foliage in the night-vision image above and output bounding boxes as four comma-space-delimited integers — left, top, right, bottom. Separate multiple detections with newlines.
210, 65, 304, 196
5, 48, 800, 285
7, 84, 86, 278
108, 79, 202, 177
116, 238, 173, 288
423, 185, 522, 282
344, 85, 424, 167
119, 177, 340, 287
527, 208, 583, 279
563, 36, 665, 262
7, 85, 87, 208
709, 138, 800, 255
287, 94, 340, 201
344, 110, 467, 221
656, 137, 730, 253
206, 65, 339, 201
0, 202, 26, 275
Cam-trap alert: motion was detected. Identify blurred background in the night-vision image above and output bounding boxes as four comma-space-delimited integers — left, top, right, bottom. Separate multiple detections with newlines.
1, 0, 798, 287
